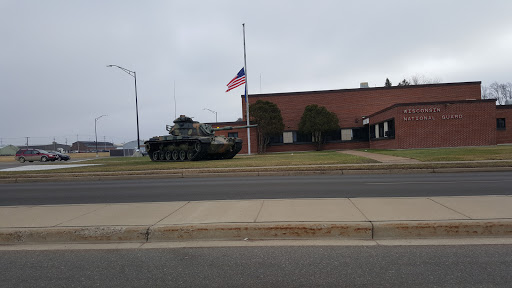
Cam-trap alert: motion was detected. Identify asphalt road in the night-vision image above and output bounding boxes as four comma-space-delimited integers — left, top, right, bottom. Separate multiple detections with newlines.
1, 172, 511, 206
2, 245, 511, 287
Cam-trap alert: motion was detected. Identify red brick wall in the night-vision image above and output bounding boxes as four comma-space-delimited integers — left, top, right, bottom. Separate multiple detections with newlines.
242, 82, 481, 129
370, 101, 496, 149
238, 82, 483, 152
496, 106, 512, 144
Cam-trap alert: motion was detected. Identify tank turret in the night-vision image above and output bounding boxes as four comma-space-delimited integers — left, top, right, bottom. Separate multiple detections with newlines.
144, 115, 256, 162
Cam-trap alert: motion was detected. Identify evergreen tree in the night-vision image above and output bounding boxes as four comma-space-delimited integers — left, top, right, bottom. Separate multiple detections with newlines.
249, 100, 285, 153
298, 104, 339, 151
385, 78, 392, 87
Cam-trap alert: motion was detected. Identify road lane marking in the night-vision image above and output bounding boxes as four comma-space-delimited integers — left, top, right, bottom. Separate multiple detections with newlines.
365, 180, 508, 185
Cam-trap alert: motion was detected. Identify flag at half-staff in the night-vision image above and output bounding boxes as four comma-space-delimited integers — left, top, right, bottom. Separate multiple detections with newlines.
226, 68, 246, 92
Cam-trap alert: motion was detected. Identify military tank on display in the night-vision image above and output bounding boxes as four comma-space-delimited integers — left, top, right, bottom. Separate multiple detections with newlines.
144, 115, 256, 162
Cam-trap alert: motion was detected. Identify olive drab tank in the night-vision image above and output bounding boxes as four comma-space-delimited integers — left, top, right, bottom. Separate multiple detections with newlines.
144, 115, 256, 162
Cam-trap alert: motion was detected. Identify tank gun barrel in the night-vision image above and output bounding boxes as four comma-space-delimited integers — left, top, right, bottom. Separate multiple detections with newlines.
212, 124, 257, 131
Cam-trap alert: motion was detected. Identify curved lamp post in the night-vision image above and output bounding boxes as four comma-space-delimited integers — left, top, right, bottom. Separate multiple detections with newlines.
95, 115, 107, 157
107, 64, 141, 154
203, 108, 218, 122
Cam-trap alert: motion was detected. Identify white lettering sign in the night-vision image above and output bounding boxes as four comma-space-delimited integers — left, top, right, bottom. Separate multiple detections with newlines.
403, 107, 441, 114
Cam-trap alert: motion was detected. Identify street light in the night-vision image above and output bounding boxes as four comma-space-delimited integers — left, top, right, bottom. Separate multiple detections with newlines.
203, 108, 218, 122
107, 64, 141, 154
95, 115, 107, 157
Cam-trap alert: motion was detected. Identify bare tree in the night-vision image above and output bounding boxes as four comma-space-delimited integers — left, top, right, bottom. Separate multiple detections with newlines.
481, 85, 490, 100
483, 82, 512, 105
409, 74, 442, 85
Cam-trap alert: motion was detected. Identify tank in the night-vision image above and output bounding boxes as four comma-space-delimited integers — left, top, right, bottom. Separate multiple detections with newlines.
144, 115, 256, 162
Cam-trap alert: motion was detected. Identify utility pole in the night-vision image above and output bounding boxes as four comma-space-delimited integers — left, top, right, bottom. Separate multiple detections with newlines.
25, 137, 29, 148
77, 134, 80, 153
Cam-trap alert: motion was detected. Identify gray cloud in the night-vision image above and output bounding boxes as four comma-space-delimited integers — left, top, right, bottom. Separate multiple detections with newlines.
1, 0, 512, 146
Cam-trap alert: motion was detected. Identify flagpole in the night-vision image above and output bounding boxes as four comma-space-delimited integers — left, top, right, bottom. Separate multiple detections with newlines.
243, 23, 251, 155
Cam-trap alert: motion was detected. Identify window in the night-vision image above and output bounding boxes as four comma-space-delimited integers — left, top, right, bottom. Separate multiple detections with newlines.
295, 132, 312, 143
497, 118, 506, 130
352, 127, 369, 141
385, 119, 395, 138
228, 132, 238, 138
268, 134, 283, 144
378, 123, 385, 138
324, 129, 341, 142
370, 118, 395, 139
370, 126, 376, 139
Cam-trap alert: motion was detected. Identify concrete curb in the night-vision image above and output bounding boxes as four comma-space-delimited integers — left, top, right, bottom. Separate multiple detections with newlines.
149, 222, 372, 241
373, 220, 512, 239
1, 220, 511, 244
2, 167, 512, 184
0, 226, 149, 244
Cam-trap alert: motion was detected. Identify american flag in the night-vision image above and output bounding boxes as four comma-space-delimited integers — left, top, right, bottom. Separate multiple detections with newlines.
226, 68, 246, 92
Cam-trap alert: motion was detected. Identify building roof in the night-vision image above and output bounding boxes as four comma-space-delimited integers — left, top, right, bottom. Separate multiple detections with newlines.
243, 81, 482, 98
0, 145, 19, 156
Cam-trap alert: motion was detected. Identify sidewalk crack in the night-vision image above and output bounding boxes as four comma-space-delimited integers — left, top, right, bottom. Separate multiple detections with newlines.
348, 198, 374, 239
54, 204, 109, 227
427, 198, 472, 219
152, 201, 190, 226
254, 200, 265, 222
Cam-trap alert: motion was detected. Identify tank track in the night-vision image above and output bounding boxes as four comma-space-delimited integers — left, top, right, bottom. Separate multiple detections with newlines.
146, 140, 209, 162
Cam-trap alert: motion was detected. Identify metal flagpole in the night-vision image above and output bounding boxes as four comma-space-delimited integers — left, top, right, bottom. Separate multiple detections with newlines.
243, 23, 251, 155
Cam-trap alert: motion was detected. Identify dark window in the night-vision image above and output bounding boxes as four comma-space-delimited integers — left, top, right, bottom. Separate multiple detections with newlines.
295, 132, 312, 143
370, 125, 376, 139
268, 134, 283, 144
324, 129, 341, 142
497, 118, 506, 130
352, 127, 369, 141
385, 119, 395, 138
228, 132, 238, 138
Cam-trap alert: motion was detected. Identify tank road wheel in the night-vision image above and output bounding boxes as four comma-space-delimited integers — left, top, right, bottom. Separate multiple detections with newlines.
152, 151, 160, 161
179, 150, 186, 161
165, 151, 172, 161
159, 151, 165, 160
187, 150, 194, 160
194, 142, 201, 152
172, 150, 179, 161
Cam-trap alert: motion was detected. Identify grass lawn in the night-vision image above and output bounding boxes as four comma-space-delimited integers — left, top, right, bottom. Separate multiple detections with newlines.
365, 145, 512, 162
1, 151, 378, 175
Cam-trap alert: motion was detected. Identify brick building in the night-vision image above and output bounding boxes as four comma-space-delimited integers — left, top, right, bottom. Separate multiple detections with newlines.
212, 81, 512, 153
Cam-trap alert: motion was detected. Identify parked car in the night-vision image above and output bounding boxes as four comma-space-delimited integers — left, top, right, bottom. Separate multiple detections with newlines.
50, 151, 71, 161
15, 149, 58, 163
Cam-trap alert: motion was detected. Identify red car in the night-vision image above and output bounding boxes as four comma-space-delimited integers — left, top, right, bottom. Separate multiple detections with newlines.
15, 149, 58, 163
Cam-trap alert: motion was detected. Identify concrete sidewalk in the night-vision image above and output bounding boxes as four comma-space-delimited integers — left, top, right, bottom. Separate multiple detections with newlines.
1, 195, 511, 244
340, 150, 422, 163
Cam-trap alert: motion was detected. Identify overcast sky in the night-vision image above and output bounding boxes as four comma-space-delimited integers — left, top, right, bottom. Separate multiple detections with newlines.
2, 0, 512, 146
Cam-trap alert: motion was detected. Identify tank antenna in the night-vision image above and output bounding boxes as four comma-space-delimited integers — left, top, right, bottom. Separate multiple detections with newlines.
173, 80, 177, 121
